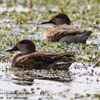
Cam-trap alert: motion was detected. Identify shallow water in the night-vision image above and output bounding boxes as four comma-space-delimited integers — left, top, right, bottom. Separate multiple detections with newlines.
0, 61, 100, 100
0, 0, 100, 100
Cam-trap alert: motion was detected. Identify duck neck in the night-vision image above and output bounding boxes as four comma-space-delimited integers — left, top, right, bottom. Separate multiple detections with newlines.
22, 46, 36, 55
22, 50, 35, 55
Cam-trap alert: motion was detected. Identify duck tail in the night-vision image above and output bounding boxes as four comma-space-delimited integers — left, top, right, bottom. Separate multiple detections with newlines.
87, 31, 92, 35
49, 52, 74, 64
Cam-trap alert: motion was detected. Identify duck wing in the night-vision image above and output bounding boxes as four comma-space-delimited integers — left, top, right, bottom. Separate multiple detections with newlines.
43, 24, 92, 41
14, 51, 74, 70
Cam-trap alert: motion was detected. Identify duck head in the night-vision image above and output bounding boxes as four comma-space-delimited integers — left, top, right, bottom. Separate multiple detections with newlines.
5, 39, 36, 54
41, 13, 70, 25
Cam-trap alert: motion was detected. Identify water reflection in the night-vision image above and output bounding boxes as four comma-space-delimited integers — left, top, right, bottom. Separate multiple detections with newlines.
0, 61, 100, 99
12, 73, 34, 86
12, 67, 73, 86
0, 63, 73, 100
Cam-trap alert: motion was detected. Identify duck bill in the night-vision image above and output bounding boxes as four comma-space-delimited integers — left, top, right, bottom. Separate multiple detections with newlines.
41, 20, 53, 24
5, 45, 19, 52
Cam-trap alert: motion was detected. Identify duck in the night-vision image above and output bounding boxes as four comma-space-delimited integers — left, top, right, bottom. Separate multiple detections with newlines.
5, 39, 74, 70
41, 13, 92, 43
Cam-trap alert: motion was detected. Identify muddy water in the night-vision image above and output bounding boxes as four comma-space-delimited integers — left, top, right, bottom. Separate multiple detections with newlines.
0, 3, 100, 100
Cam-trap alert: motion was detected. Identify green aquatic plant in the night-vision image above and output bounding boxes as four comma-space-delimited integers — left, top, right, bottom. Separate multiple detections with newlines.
93, 94, 100, 99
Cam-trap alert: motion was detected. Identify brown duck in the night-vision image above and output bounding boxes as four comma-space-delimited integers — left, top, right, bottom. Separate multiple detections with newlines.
6, 39, 74, 70
41, 13, 92, 43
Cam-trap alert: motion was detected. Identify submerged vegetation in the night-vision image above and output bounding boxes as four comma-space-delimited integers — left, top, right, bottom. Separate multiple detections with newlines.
0, 0, 100, 99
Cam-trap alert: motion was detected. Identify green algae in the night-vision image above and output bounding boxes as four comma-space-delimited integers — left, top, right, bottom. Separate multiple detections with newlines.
93, 94, 100, 99
0, 0, 99, 77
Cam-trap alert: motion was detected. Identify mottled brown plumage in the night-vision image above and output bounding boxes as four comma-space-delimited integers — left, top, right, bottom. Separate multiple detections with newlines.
43, 24, 92, 43
6, 39, 74, 70
41, 13, 92, 43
